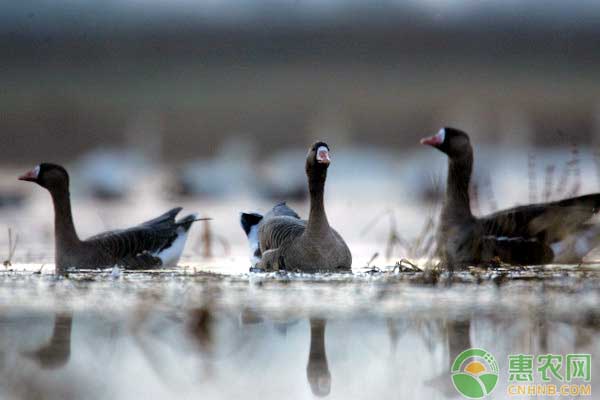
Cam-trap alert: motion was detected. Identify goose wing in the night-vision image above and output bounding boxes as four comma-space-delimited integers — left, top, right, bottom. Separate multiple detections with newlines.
481, 235, 553, 265
480, 193, 600, 243
258, 216, 306, 252
84, 208, 191, 268
139, 207, 183, 228
264, 201, 300, 220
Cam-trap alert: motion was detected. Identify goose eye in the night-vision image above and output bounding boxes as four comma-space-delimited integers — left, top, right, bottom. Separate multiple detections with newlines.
316, 146, 330, 164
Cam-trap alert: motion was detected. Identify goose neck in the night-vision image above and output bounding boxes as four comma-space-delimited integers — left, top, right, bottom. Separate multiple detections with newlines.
49, 187, 81, 250
446, 154, 473, 217
306, 169, 330, 234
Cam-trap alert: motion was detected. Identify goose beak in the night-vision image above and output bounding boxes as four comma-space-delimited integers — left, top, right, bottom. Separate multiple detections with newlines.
18, 166, 40, 182
420, 128, 446, 147
316, 147, 331, 164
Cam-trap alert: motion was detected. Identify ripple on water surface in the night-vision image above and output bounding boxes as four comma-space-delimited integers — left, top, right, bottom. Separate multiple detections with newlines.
0, 263, 599, 399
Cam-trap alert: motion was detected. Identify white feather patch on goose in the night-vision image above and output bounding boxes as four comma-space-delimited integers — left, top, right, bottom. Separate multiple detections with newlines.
155, 213, 197, 267
316, 146, 330, 163
248, 224, 261, 266
155, 227, 189, 267
436, 128, 446, 143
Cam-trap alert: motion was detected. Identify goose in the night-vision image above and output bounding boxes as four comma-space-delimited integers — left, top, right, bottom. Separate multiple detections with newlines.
421, 127, 600, 267
240, 201, 300, 268
249, 142, 352, 272
19, 163, 205, 273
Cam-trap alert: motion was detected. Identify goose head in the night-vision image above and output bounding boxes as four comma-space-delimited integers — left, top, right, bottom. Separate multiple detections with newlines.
240, 212, 263, 236
420, 127, 472, 159
306, 141, 331, 176
307, 363, 331, 397
19, 163, 70, 192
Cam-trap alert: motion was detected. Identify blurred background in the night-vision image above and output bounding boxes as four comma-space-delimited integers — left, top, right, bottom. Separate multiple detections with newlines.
2, 4, 600, 399
2, 0, 600, 160
1, 0, 600, 264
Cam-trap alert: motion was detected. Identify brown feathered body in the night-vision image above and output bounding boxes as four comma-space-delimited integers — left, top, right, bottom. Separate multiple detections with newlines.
256, 142, 352, 271
424, 128, 600, 267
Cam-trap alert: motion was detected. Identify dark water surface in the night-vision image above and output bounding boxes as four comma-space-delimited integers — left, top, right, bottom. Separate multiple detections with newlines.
0, 267, 599, 399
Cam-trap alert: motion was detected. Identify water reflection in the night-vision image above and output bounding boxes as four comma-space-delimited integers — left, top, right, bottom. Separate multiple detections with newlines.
574, 311, 600, 351
240, 310, 331, 396
307, 318, 331, 397
448, 319, 472, 365
187, 306, 214, 354
23, 312, 73, 369
0, 311, 598, 399
0, 273, 598, 399
423, 318, 472, 398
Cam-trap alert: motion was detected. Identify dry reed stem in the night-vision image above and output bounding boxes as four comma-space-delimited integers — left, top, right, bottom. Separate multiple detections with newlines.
3, 228, 19, 267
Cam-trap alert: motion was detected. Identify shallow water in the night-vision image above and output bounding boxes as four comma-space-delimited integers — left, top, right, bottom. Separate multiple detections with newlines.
1, 266, 600, 399
1, 150, 600, 399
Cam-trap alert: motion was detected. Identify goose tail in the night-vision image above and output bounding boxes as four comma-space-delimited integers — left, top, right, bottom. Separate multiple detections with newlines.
176, 213, 206, 231
142, 207, 183, 227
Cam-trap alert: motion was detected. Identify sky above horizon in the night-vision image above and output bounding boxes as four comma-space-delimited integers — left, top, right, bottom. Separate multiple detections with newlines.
2, 0, 600, 34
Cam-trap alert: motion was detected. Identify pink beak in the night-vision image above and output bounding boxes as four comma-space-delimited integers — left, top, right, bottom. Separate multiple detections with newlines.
420, 130, 445, 147
18, 168, 38, 182
316, 149, 331, 164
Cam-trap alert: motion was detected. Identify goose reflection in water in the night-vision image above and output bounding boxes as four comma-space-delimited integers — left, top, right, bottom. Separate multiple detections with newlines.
187, 306, 214, 355
23, 312, 73, 369
425, 318, 472, 398
239, 311, 332, 397
307, 318, 331, 397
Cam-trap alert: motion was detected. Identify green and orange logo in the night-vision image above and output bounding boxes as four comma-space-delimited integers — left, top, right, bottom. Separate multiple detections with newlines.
451, 348, 499, 399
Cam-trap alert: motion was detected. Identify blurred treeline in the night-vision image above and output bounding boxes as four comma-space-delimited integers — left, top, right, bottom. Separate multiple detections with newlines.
1, 1, 600, 164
